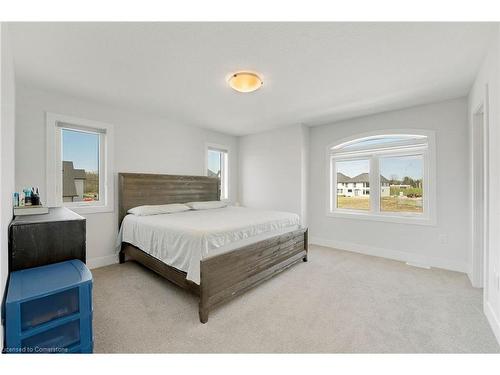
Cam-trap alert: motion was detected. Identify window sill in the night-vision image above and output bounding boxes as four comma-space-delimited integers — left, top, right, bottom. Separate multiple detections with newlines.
327, 210, 436, 226
63, 204, 114, 215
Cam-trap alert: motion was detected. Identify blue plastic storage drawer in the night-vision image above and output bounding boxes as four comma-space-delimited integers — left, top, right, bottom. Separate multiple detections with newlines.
21, 287, 79, 331
5, 260, 93, 354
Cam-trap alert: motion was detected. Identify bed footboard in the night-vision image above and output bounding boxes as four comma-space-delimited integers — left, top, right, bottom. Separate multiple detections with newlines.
198, 227, 308, 323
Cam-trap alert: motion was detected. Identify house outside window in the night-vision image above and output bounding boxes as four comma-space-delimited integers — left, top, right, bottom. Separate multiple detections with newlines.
62, 161, 88, 202
328, 131, 436, 225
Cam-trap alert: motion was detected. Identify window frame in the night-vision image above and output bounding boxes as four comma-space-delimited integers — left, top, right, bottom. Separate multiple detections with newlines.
46, 112, 114, 214
327, 130, 436, 226
205, 142, 229, 201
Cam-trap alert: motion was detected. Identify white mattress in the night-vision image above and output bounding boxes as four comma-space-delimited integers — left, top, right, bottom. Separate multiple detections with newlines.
120, 206, 300, 284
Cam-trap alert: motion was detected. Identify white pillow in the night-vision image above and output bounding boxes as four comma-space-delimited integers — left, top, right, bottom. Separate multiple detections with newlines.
186, 201, 228, 210
128, 203, 191, 216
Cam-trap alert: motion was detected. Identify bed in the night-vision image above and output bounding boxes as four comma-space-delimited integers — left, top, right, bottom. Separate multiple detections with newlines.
118, 173, 308, 323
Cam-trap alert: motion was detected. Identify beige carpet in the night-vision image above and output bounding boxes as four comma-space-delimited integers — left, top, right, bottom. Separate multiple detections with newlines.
92, 245, 499, 353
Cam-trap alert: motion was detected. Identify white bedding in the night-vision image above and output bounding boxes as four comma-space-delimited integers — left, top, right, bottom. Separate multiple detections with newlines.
120, 206, 300, 284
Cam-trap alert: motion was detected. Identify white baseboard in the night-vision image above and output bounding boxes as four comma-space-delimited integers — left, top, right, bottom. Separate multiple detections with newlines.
484, 300, 500, 345
86, 253, 118, 269
309, 236, 468, 273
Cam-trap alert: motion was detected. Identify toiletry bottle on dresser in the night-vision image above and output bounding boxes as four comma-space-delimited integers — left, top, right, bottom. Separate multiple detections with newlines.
24, 188, 32, 206
32, 187, 41, 206
19, 191, 25, 207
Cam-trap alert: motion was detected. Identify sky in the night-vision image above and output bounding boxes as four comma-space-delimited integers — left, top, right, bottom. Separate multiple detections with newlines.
380, 155, 423, 180
62, 129, 99, 172
337, 155, 423, 180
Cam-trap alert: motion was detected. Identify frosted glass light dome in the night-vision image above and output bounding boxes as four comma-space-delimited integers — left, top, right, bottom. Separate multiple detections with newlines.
228, 72, 263, 93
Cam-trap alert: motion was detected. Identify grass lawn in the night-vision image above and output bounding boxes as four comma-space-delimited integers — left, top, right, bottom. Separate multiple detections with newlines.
337, 196, 423, 213
337, 196, 370, 210
381, 197, 423, 213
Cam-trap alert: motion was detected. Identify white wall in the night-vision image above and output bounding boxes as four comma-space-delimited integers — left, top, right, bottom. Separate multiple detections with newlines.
15, 83, 239, 268
468, 24, 500, 344
308, 98, 470, 273
238, 124, 309, 225
0, 23, 16, 351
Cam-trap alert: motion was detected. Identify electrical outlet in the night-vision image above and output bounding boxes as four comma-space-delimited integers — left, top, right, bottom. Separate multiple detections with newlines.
438, 234, 448, 244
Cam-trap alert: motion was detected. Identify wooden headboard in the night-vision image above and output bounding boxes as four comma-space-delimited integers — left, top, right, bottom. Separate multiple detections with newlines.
118, 173, 220, 226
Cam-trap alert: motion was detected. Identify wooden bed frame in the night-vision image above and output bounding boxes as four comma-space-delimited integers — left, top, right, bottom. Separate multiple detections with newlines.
118, 173, 308, 323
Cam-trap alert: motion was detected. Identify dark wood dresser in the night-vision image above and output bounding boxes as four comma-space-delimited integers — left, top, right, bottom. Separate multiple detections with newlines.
9, 207, 86, 272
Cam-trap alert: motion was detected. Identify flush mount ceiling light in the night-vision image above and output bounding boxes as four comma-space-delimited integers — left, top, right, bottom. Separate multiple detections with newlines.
228, 72, 263, 93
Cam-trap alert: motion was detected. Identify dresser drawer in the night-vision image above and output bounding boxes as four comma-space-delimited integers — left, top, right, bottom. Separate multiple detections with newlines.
9, 207, 86, 271
21, 319, 81, 353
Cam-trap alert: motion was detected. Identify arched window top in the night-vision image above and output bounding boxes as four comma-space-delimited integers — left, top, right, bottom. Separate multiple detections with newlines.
330, 133, 429, 156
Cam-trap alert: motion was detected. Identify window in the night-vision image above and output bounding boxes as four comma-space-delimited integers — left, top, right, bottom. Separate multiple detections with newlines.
328, 131, 435, 224
336, 159, 370, 211
46, 113, 114, 213
206, 144, 229, 200
379, 155, 424, 213
61, 128, 100, 203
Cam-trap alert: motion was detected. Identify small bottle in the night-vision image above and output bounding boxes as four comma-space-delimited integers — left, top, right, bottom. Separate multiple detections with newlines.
24, 188, 32, 206
36, 187, 41, 206
13, 192, 19, 207
19, 191, 25, 207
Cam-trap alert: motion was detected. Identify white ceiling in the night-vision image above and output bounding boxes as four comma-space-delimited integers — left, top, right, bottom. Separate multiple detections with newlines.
9, 22, 496, 136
